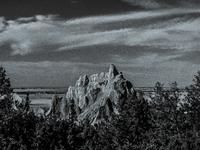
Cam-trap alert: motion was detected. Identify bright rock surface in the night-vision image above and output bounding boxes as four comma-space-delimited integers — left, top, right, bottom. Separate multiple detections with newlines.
47, 64, 136, 123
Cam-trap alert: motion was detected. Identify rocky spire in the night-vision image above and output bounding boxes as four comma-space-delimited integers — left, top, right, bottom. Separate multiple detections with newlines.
75, 75, 89, 87
47, 64, 136, 124
108, 64, 119, 79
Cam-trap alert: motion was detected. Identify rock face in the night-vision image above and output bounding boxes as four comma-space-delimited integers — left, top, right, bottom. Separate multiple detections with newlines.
47, 64, 136, 124
0, 93, 25, 110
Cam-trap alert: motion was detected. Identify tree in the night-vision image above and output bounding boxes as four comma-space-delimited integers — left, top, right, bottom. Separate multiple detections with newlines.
169, 81, 179, 94
24, 91, 31, 113
0, 67, 13, 113
185, 71, 200, 135
154, 82, 164, 96
0, 67, 12, 96
110, 91, 152, 149
69, 98, 77, 123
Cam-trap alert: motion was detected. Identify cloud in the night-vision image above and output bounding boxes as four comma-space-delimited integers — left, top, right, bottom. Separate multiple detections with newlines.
122, 0, 162, 9
0, 17, 8, 32
0, 61, 104, 87
1, 55, 199, 88
110, 53, 182, 67
122, 0, 200, 9
0, 8, 200, 63
1, 6, 200, 88
104, 54, 200, 87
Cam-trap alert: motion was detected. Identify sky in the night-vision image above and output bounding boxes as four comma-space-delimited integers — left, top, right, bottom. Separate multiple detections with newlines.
1, 0, 200, 88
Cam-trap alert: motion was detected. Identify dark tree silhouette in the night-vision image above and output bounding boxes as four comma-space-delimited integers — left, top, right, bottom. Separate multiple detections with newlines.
69, 98, 77, 123
154, 82, 164, 95
0, 67, 12, 96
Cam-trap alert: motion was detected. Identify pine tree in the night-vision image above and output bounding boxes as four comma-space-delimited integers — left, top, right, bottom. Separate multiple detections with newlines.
0, 67, 13, 112
111, 91, 152, 149
170, 81, 178, 92
24, 91, 31, 112
0, 67, 12, 96
69, 98, 77, 123
154, 82, 164, 96
185, 71, 200, 134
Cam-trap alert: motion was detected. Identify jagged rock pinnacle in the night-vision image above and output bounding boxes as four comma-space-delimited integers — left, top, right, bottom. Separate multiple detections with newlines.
108, 64, 119, 79
47, 64, 135, 124
76, 75, 89, 87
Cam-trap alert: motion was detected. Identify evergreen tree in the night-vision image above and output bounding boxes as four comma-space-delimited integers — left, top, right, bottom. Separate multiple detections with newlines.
0, 67, 13, 113
170, 81, 178, 92
0, 67, 12, 96
69, 98, 77, 123
169, 81, 179, 97
79, 118, 99, 150
185, 71, 200, 134
24, 91, 31, 113
154, 82, 164, 96
110, 91, 152, 149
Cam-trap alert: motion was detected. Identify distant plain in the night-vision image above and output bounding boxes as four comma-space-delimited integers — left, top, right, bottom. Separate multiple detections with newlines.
13, 87, 185, 109
13, 88, 66, 108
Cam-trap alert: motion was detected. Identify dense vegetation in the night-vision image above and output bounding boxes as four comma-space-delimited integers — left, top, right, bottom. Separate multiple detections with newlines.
1, 67, 200, 149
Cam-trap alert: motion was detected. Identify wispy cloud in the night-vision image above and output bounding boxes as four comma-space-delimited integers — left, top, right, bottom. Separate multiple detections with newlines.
1, 8, 200, 57
1, 59, 195, 87
122, 0, 162, 9
1, 8, 200, 87
122, 0, 200, 9
1, 61, 107, 87
110, 53, 182, 66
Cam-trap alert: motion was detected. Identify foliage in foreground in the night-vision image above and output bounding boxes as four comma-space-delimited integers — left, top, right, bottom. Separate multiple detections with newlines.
2, 67, 200, 149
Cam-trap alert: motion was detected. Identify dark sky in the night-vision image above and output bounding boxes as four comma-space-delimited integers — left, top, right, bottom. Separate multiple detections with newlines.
0, 0, 140, 20
1, 0, 200, 88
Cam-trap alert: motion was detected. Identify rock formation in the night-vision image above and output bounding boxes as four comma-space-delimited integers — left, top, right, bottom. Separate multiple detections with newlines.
0, 93, 25, 110
47, 64, 136, 124
33, 107, 45, 117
